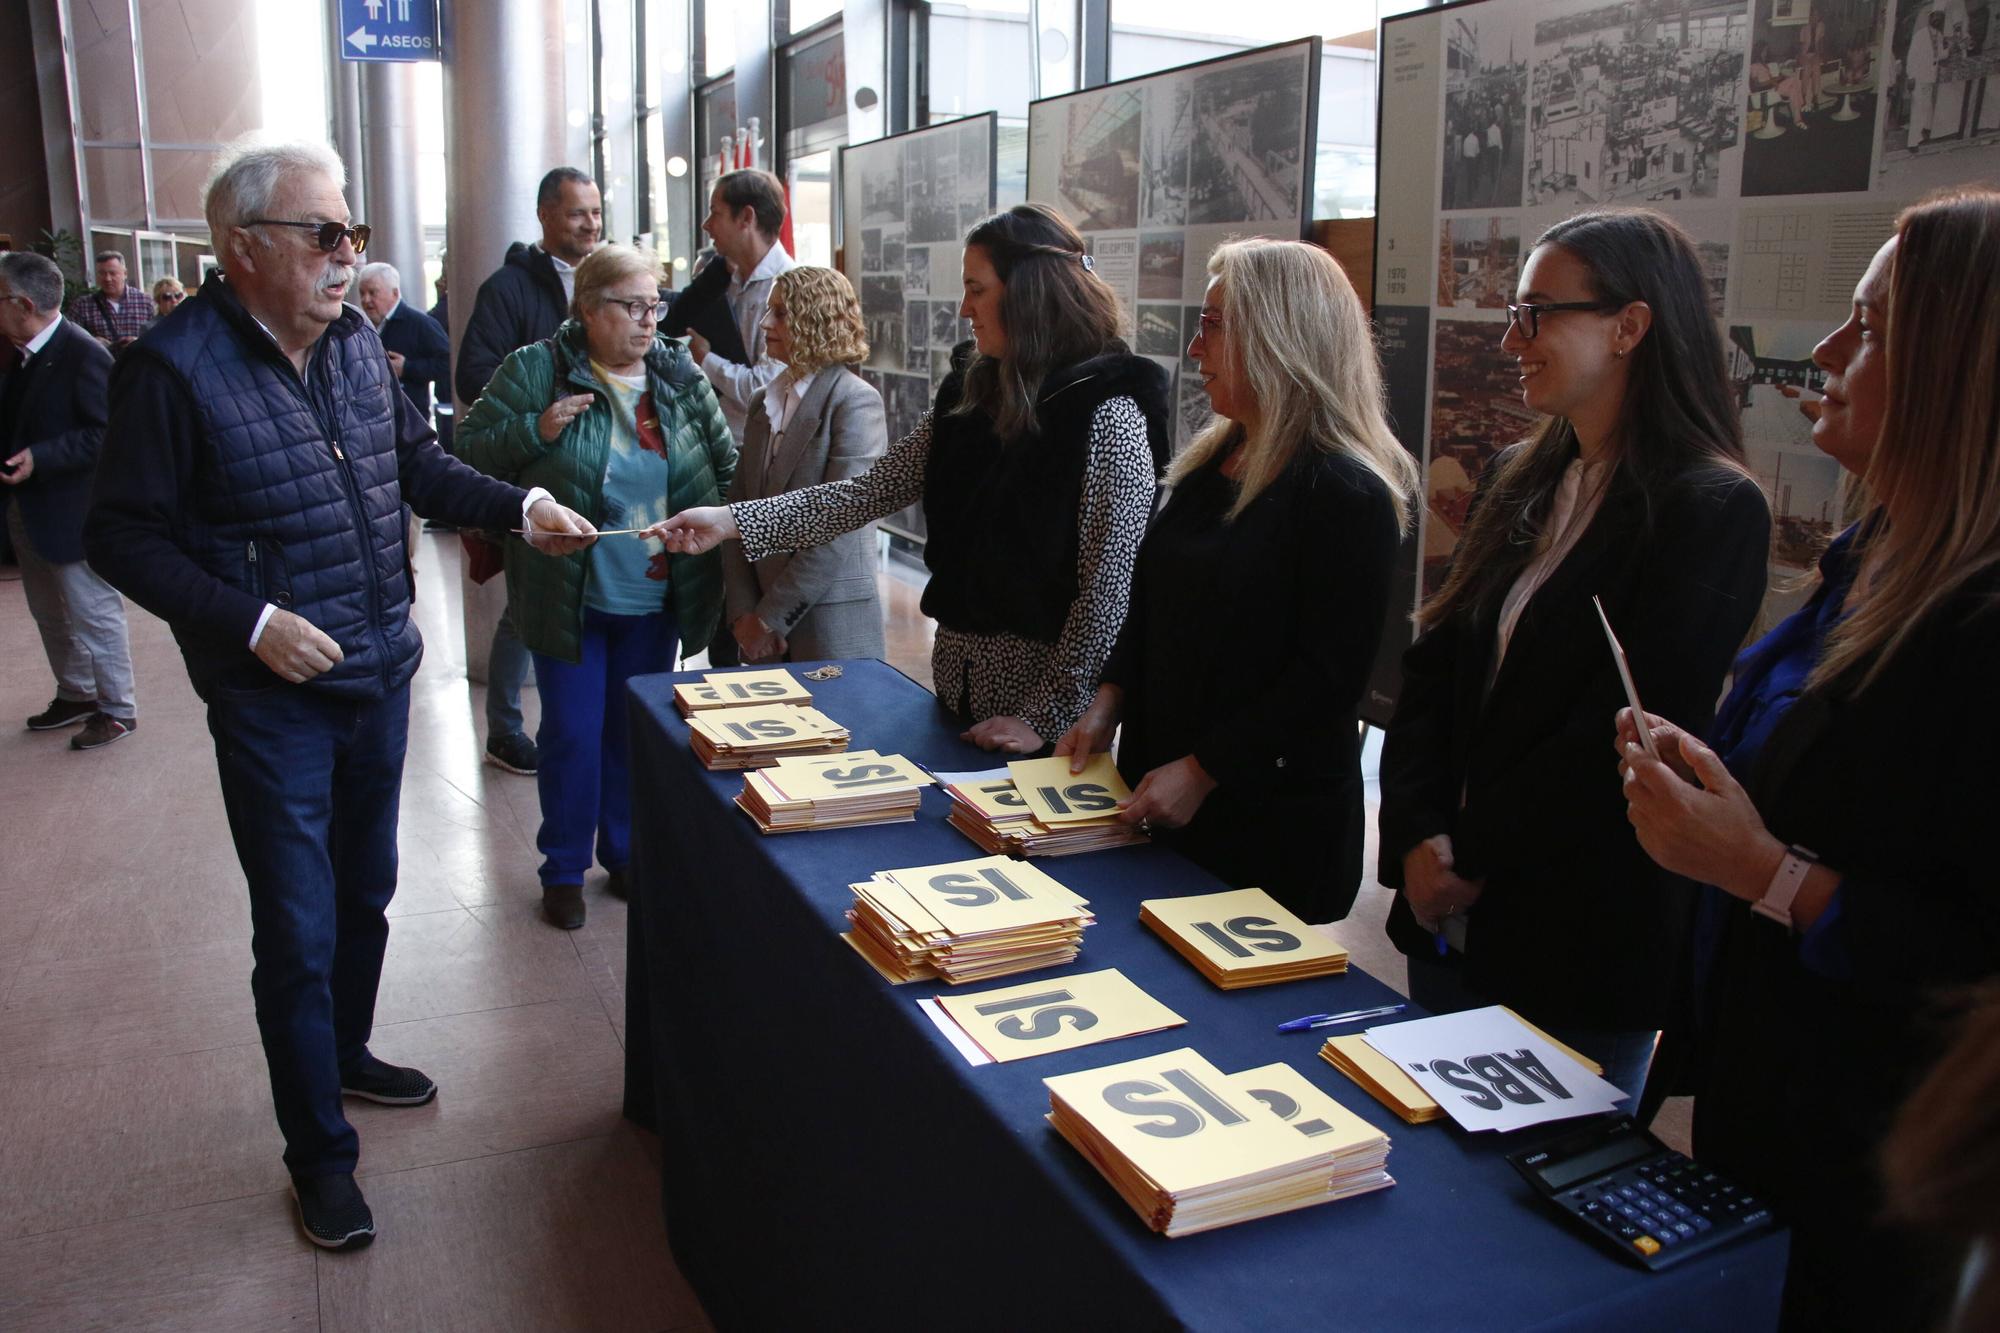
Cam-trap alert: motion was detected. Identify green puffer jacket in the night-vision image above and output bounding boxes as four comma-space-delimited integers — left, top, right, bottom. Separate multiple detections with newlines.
456, 321, 736, 663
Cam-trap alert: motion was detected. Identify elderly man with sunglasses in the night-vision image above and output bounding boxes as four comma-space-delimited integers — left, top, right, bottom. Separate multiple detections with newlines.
85, 140, 598, 1253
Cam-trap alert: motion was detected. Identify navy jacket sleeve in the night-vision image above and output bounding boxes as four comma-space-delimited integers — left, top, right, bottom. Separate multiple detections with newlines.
390, 385, 525, 532
399, 307, 452, 386
31, 329, 113, 476
84, 352, 269, 646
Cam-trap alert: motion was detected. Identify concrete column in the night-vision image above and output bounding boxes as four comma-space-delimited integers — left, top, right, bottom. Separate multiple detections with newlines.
441, 0, 569, 682
359, 61, 425, 280
325, 2, 367, 220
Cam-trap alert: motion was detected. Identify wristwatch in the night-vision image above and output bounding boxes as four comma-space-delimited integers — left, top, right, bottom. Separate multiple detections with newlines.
1751, 845, 1818, 928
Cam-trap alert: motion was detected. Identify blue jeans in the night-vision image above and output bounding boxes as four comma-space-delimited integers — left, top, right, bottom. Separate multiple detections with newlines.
532, 608, 677, 887
1404, 953, 1659, 1105
486, 606, 533, 741
205, 680, 410, 1177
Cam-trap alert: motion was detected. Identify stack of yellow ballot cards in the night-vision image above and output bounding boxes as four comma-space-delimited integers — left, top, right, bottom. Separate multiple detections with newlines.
1138, 888, 1349, 989
1319, 1008, 1605, 1126
842, 854, 1095, 985
943, 768, 1149, 857
686, 702, 849, 769
673, 667, 814, 717
932, 969, 1185, 1063
737, 751, 934, 832
1045, 1048, 1393, 1237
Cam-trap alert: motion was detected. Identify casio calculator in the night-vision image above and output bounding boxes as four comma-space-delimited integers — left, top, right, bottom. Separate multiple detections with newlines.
1506, 1116, 1778, 1271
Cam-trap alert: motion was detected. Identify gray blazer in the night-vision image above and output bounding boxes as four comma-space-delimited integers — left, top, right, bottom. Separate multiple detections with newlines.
722, 364, 888, 662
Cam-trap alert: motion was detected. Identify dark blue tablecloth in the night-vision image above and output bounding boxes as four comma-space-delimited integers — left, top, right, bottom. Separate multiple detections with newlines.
624, 660, 1787, 1331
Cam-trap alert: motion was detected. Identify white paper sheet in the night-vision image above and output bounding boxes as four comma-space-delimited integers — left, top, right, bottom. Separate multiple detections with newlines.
1360, 1006, 1626, 1133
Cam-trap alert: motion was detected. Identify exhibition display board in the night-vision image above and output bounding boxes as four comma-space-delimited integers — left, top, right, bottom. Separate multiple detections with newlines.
1365, 0, 2000, 718
621, 660, 1788, 1330
839, 114, 1000, 541
1027, 38, 1324, 454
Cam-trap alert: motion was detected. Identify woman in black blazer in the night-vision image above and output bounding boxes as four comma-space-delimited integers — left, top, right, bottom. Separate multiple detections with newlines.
1377, 209, 1771, 1097
1620, 188, 2000, 1330
1057, 239, 1419, 923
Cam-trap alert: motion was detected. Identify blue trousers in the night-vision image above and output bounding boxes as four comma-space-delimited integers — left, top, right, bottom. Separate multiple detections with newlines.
486, 605, 533, 741
1404, 953, 1659, 1106
532, 608, 677, 887
206, 680, 410, 1177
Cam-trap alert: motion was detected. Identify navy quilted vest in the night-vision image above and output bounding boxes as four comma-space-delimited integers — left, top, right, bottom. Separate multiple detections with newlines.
146, 277, 419, 698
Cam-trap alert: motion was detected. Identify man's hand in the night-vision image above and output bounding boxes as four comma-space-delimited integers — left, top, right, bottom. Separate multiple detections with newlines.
686, 331, 711, 363
961, 715, 1045, 753
254, 608, 345, 683
386, 349, 407, 376
642, 506, 737, 554
732, 611, 786, 663
1402, 834, 1486, 932
0, 448, 32, 483
538, 393, 595, 443
524, 498, 598, 555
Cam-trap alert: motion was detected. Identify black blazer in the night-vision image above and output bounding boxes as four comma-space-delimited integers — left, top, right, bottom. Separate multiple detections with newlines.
2, 317, 113, 564
1690, 564, 2000, 1331
1378, 462, 1771, 1030
377, 302, 451, 420
1104, 448, 1402, 923
661, 253, 749, 366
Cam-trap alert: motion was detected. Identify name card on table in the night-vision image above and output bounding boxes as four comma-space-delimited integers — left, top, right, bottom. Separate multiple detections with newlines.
883, 854, 1087, 936
1140, 887, 1349, 988
936, 968, 1185, 1063
1359, 1006, 1626, 1133
674, 668, 813, 712
1007, 753, 1133, 825
760, 751, 934, 802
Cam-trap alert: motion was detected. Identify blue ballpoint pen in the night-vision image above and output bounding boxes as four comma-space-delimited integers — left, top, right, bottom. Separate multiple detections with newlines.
1276, 1003, 1407, 1034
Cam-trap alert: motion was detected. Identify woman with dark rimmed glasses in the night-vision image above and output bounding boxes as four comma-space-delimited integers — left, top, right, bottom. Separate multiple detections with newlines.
1376, 208, 1772, 1102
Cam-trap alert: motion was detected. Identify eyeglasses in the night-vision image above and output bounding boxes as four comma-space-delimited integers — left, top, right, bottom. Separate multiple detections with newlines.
1505, 300, 1622, 341
1196, 311, 1224, 331
157, 292, 184, 305
244, 220, 372, 253
604, 297, 670, 324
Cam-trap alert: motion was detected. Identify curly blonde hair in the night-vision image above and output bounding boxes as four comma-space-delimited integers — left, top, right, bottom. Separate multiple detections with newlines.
769, 266, 868, 374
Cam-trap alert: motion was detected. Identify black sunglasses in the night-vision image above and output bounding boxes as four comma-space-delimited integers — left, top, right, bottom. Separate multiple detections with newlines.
244, 220, 372, 253
1505, 300, 1622, 341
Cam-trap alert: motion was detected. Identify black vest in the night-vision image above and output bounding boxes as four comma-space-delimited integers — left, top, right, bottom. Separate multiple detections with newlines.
920, 341, 1170, 643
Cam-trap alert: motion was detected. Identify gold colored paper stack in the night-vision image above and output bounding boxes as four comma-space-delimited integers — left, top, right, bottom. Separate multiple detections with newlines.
842, 854, 1095, 985
1138, 888, 1349, 989
1319, 1008, 1604, 1126
673, 667, 814, 717
687, 702, 850, 770
944, 771, 1149, 857
1045, 1049, 1393, 1237
737, 751, 934, 832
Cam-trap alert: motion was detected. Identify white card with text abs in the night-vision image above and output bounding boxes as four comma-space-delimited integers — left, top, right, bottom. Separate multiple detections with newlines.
1359, 1006, 1626, 1133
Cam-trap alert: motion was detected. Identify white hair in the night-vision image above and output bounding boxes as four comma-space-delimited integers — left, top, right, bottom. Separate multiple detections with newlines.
204, 138, 348, 246
358, 261, 401, 291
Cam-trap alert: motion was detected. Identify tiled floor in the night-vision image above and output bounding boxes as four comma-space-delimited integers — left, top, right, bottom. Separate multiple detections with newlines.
0, 532, 1686, 1330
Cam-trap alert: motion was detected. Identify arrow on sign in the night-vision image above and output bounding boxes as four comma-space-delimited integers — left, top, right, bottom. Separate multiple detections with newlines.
346, 25, 377, 53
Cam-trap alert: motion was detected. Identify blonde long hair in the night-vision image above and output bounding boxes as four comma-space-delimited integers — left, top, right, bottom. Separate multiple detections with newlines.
1169, 239, 1419, 528
1812, 188, 2000, 694
770, 266, 869, 375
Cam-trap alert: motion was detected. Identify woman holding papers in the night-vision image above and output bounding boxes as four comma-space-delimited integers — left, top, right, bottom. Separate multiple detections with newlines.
1620, 188, 2000, 1330
1054, 239, 1419, 923
719, 266, 887, 665
1376, 209, 1771, 1098
457, 244, 736, 929
651, 205, 1171, 752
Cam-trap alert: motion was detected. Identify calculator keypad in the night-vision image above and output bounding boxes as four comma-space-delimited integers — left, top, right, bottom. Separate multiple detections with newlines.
1558, 1151, 1774, 1268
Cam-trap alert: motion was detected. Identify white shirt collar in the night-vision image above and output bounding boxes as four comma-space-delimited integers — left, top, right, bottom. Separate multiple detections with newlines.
547, 250, 579, 303
762, 367, 809, 433
21, 311, 63, 357
737, 243, 793, 289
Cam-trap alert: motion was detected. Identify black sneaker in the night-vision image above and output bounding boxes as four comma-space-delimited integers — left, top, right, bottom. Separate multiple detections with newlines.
483, 731, 539, 775
27, 697, 97, 730
543, 882, 586, 929
71, 714, 135, 750
339, 1053, 439, 1106
605, 867, 629, 901
292, 1172, 375, 1250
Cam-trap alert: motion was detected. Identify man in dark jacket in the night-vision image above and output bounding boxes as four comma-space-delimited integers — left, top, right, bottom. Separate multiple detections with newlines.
452, 165, 602, 776
355, 260, 449, 421
0, 252, 136, 749
84, 141, 596, 1252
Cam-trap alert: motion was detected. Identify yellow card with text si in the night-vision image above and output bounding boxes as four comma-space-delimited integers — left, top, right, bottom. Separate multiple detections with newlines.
952, 776, 1034, 823
689, 703, 820, 746
1141, 889, 1348, 972
1007, 753, 1132, 825
884, 854, 1084, 935
1043, 1047, 1308, 1194
763, 752, 933, 802
937, 968, 1185, 1063
1224, 1062, 1385, 1155
697, 668, 811, 704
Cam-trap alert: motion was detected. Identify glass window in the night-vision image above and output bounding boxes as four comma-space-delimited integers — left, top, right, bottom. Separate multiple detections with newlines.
927, 1, 1034, 123
788, 149, 837, 267
697, 77, 740, 226
704, 0, 740, 75
783, 27, 848, 134
788, 0, 843, 34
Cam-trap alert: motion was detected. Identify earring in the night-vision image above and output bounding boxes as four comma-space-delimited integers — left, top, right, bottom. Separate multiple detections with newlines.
1613, 347, 1626, 358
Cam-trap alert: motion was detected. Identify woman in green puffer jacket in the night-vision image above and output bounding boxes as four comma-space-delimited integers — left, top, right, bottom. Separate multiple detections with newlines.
457, 243, 736, 930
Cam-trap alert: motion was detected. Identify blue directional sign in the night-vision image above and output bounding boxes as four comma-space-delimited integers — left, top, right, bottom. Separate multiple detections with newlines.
338, 0, 440, 63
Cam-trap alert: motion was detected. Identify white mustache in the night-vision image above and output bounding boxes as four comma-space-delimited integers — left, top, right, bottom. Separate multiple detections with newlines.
319, 264, 356, 294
